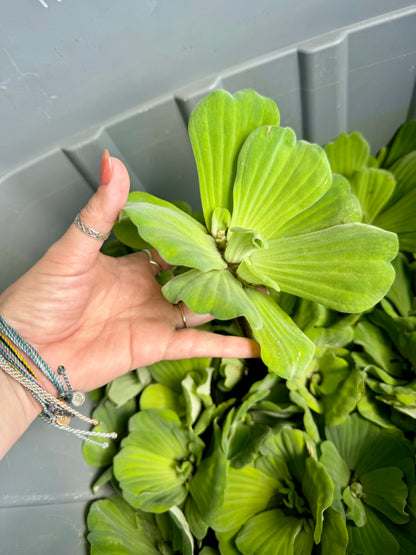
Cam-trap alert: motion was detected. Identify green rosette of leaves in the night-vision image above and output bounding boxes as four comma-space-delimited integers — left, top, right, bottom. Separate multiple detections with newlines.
207, 426, 347, 555
324, 121, 416, 252
115, 88, 398, 380
320, 413, 416, 555
113, 408, 205, 513
87, 496, 195, 555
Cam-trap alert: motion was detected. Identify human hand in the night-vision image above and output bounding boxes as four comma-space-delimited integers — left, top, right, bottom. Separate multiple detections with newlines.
0, 152, 260, 396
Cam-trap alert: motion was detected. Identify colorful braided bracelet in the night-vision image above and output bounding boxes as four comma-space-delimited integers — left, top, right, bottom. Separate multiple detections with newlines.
0, 315, 116, 448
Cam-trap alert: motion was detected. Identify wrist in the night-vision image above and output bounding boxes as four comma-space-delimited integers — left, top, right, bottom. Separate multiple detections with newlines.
0, 365, 41, 459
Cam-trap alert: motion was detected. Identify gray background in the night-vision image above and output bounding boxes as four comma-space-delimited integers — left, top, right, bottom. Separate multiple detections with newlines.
1, 1, 416, 553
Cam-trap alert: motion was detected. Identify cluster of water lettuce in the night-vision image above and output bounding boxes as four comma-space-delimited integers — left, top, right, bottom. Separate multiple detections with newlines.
84, 93, 416, 554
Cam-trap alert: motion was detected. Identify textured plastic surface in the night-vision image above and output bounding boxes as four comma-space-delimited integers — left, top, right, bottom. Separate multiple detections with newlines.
1, 2, 416, 554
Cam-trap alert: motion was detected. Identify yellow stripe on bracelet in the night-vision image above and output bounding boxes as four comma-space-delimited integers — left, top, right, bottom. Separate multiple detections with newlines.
0, 331, 42, 383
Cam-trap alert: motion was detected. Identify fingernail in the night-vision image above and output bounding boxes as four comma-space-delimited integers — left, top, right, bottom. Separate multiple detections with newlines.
100, 149, 113, 186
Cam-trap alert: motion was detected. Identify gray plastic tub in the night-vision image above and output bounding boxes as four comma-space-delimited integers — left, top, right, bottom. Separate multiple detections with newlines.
1, 2, 415, 553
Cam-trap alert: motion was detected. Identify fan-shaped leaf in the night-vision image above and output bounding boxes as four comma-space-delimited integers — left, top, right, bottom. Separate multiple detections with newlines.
244, 288, 315, 379
324, 131, 370, 176
149, 358, 211, 392
273, 174, 362, 239
87, 497, 161, 555
347, 505, 400, 555
189, 89, 280, 230
349, 168, 396, 223
209, 464, 280, 532
139, 383, 184, 416
360, 467, 409, 524
162, 268, 262, 327
235, 509, 302, 555
82, 398, 136, 467
374, 153, 416, 251
230, 126, 332, 239
382, 120, 416, 168
119, 192, 226, 271
302, 458, 335, 542
245, 223, 398, 312
320, 507, 349, 555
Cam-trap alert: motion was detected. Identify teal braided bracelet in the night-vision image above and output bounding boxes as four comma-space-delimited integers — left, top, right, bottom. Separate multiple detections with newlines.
0, 315, 117, 447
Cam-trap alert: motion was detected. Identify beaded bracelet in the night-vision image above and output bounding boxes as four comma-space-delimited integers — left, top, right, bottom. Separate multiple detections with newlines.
0, 315, 116, 448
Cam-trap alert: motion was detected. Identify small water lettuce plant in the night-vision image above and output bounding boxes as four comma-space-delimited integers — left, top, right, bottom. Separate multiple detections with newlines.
320, 414, 416, 555
114, 89, 398, 380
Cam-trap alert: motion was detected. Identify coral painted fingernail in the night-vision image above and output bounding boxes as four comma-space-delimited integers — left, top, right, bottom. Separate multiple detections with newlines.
100, 149, 113, 186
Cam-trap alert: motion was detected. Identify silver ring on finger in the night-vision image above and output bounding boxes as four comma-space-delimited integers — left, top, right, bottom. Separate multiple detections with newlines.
73, 213, 111, 241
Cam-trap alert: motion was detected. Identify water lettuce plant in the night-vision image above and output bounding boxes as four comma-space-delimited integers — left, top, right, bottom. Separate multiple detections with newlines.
114, 89, 398, 379
84, 92, 416, 554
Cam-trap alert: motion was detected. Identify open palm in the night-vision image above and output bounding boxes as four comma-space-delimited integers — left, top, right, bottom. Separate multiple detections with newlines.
0, 156, 259, 393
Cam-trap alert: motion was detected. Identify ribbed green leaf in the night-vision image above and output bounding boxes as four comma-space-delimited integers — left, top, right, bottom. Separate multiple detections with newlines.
112, 216, 152, 250
181, 370, 214, 426
374, 152, 416, 251
347, 505, 400, 555
209, 464, 280, 532
114, 409, 204, 512
325, 413, 415, 487
245, 223, 398, 312
325, 414, 380, 471
189, 89, 280, 230
358, 429, 414, 483
324, 131, 370, 176
258, 427, 308, 484
244, 288, 315, 379
293, 524, 315, 555
162, 268, 262, 327
119, 191, 226, 271
230, 126, 332, 239
354, 319, 404, 377
273, 174, 362, 239
376, 176, 416, 224
382, 120, 416, 169
168, 506, 194, 555
149, 358, 211, 392
226, 419, 271, 469
106, 369, 151, 407
82, 398, 136, 467
322, 367, 363, 426
319, 440, 350, 493
320, 507, 349, 555
235, 509, 303, 555
139, 383, 184, 416
360, 467, 409, 524
349, 168, 396, 223
382, 502, 416, 553
356, 389, 395, 429
216, 528, 242, 555
87, 497, 161, 555
302, 458, 334, 542
289, 389, 321, 443
184, 497, 208, 541
189, 425, 227, 523
386, 253, 413, 317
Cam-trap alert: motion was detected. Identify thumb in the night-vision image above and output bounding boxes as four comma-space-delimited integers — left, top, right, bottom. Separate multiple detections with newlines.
51, 151, 130, 270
